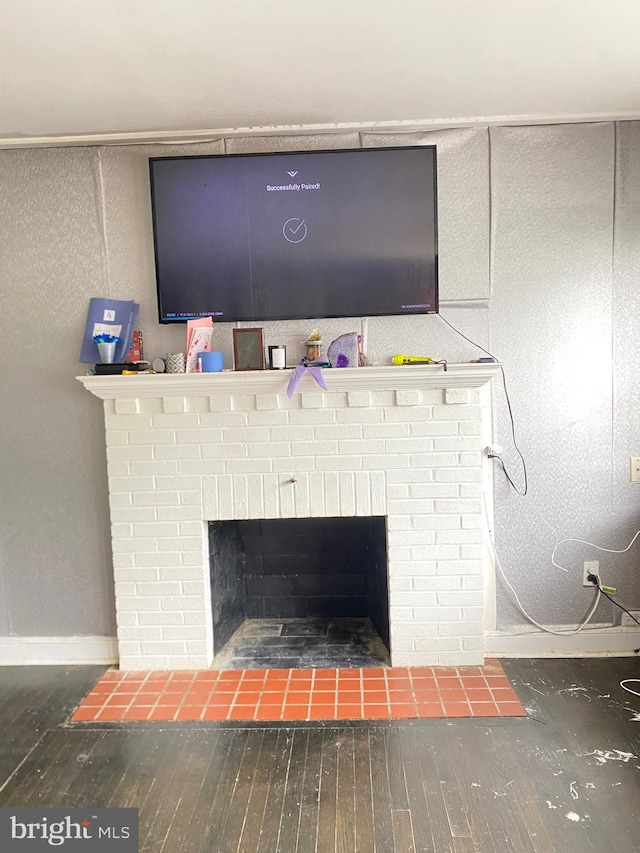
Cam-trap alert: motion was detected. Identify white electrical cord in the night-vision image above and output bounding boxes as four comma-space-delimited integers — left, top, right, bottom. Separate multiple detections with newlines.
620, 680, 640, 698
483, 495, 603, 636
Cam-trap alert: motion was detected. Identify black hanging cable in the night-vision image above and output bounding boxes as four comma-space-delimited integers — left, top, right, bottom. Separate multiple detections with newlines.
437, 314, 528, 495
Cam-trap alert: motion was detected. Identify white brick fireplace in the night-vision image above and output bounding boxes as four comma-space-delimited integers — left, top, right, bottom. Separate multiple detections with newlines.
79, 363, 498, 671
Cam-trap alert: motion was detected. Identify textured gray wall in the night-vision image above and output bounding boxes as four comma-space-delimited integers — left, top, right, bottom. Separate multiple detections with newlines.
0, 124, 638, 638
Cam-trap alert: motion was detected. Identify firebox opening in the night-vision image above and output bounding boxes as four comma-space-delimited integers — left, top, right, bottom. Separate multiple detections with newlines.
208, 517, 390, 669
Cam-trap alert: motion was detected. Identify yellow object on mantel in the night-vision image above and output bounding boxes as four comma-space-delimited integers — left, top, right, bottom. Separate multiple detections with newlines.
392, 354, 436, 365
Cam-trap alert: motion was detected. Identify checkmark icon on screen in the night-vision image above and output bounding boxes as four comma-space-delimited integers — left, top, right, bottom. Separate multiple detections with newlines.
283, 217, 308, 243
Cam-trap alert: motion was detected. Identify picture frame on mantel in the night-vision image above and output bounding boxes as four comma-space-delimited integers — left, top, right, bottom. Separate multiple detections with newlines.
233, 328, 265, 371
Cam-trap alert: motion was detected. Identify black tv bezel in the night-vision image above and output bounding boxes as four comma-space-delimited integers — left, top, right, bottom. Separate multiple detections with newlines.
149, 144, 439, 324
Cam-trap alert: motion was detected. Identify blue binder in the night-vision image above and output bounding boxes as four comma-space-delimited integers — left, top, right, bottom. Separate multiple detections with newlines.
79, 298, 140, 364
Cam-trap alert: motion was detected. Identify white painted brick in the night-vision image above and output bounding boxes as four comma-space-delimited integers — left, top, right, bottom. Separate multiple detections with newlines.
119, 655, 164, 671
135, 581, 182, 597
347, 391, 371, 408
177, 460, 225, 475
387, 485, 409, 500
132, 522, 179, 538
115, 611, 138, 627
462, 576, 483, 590
390, 592, 437, 607
112, 537, 158, 553
390, 561, 436, 576
153, 413, 200, 430
408, 452, 458, 469
117, 596, 161, 612
410, 484, 459, 499
436, 530, 482, 545
157, 506, 201, 522
139, 611, 184, 626
114, 581, 136, 597
248, 409, 289, 425
154, 475, 201, 492
119, 626, 163, 641
460, 545, 484, 560
386, 438, 434, 454
269, 425, 312, 442
162, 625, 208, 641
129, 429, 175, 445
208, 395, 233, 412
115, 398, 140, 415
256, 394, 281, 410
315, 423, 363, 440
107, 461, 129, 477
445, 388, 470, 405
391, 622, 438, 638
458, 420, 482, 435
409, 422, 458, 436
183, 610, 207, 625
435, 499, 480, 515
433, 405, 480, 421
113, 554, 135, 570
159, 567, 205, 581
459, 452, 482, 467
386, 469, 433, 484
336, 408, 382, 423
462, 516, 482, 530
156, 536, 202, 552
154, 445, 201, 460
291, 440, 337, 457
439, 621, 483, 636
434, 545, 462, 560
222, 427, 270, 444
437, 590, 482, 607
271, 458, 315, 473
111, 522, 133, 539
293, 476, 310, 518
109, 494, 132, 508
316, 455, 364, 472
177, 428, 225, 445
231, 395, 257, 411
390, 639, 415, 652
414, 577, 461, 591
434, 437, 482, 452
247, 474, 265, 519
370, 471, 386, 515
461, 607, 484, 621
395, 389, 421, 407
233, 476, 249, 519
163, 397, 188, 414
225, 459, 272, 474
462, 637, 484, 651
182, 581, 206, 596
248, 442, 292, 459
353, 471, 371, 516
290, 409, 336, 425
105, 431, 128, 446
413, 638, 464, 652
163, 655, 211, 669
388, 576, 413, 591
107, 445, 153, 462
360, 455, 410, 471
386, 515, 412, 530
434, 468, 482, 483
160, 595, 206, 612
338, 472, 355, 515
387, 606, 414, 620
339, 439, 385, 455
279, 481, 295, 517
363, 423, 408, 438
115, 567, 158, 582
262, 474, 280, 518
106, 414, 153, 431
300, 392, 325, 409
141, 641, 186, 655
384, 407, 434, 423
435, 560, 481, 576
130, 461, 179, 477
387, 499, 434, 516
200, 412, 248, 427
109, 476, 155, 493
118, 641, 142, 656
178, 521, 203, 537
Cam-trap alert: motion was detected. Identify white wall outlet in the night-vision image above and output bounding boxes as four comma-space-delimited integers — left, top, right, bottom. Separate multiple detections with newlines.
583, 561, 599, 587
630, 457, 640, 483
621, 610, 640, 627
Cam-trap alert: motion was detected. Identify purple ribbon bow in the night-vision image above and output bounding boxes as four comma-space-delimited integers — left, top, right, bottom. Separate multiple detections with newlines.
286, 365, 327, 398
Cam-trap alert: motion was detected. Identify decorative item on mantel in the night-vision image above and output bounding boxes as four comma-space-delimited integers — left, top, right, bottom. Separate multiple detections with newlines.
327, 332, 360, 368
93, 333, 121, 364
304, 329, 323, 361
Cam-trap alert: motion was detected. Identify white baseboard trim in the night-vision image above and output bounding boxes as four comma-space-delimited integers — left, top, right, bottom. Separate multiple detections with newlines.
486, 627, 640, 658
0, 636, 118, 666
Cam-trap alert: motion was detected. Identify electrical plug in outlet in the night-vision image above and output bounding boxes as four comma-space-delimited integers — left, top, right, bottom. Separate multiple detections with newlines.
630, 457, 640, 483
583, 561, 599, 587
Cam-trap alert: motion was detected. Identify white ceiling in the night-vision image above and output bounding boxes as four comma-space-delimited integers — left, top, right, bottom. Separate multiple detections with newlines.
2, 0, 640, 147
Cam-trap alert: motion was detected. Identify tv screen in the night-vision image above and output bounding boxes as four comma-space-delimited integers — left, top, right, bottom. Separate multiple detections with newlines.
149, 145, 438, 323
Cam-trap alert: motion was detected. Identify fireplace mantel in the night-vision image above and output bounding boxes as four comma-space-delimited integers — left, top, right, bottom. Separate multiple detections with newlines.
78, 360, 498, 671
77, 362, 500, 399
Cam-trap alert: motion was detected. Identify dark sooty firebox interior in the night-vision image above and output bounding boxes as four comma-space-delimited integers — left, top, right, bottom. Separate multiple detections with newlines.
208, 517, 389, 669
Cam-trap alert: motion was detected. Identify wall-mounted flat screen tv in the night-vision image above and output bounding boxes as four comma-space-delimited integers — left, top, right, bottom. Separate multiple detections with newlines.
149, 145, 438, 323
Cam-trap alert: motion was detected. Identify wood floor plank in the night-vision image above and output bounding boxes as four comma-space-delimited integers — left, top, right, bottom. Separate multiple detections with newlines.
397, 728, 437, 853
295, 727, 323, 853
315, 728, 339, 853
368, 727, 395, 853
237, 728, 283, 853
211, 729, 266, 852
352, 727, 375, 853
335, 728, 356, 853
392, 808, 416, 853
255, 729, 294, 853
272, 729, 306, 853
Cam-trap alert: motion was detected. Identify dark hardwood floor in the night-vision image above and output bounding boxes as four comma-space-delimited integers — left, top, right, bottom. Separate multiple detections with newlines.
1, 658, 640, 851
